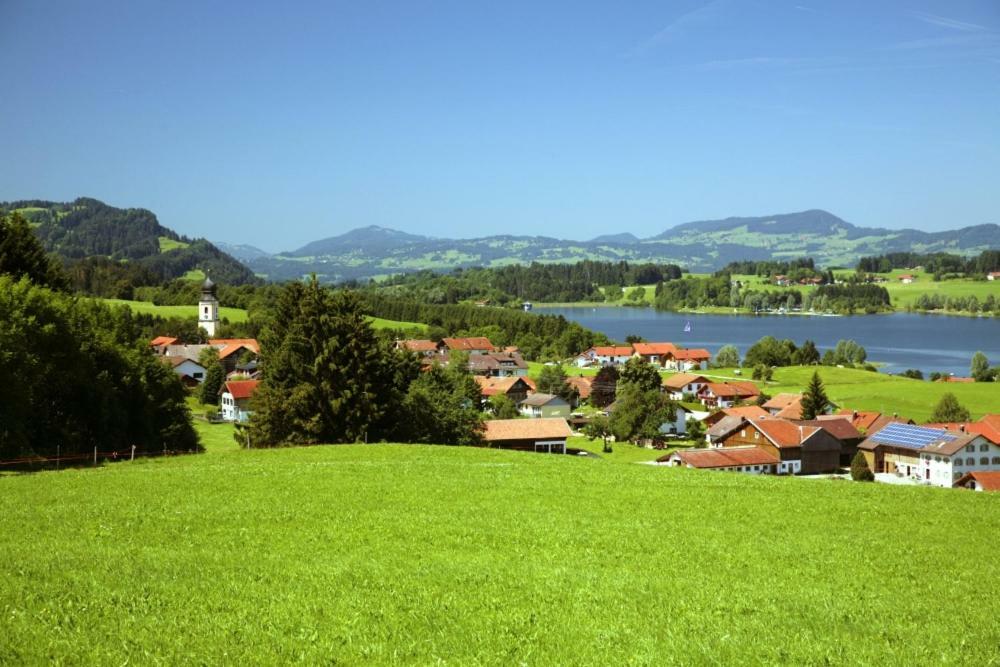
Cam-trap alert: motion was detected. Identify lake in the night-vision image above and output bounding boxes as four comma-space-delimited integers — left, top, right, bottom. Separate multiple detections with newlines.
541, 307, 1000, 377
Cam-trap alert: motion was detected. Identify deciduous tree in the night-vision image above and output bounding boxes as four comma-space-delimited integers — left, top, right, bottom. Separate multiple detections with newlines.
929, 393, 971, 423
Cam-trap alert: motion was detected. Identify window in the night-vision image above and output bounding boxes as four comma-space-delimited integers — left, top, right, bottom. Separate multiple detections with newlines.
967, 457, 975, 466
981, 457, 989, 466
204, 306, 209, 315
741, 429, 746, 437
954, 458, 962, 467
981, 444, 990, 452
966, 445, 975, 452
934, 456, 941, 462
993, 457, 1000, 465
754, 431, 759, 440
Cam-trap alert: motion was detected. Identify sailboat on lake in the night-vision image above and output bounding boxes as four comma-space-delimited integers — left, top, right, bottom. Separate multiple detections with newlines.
683, 320, 691, 333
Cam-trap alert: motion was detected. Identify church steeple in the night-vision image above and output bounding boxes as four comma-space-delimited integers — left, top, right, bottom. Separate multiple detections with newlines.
198, 276, 220, 336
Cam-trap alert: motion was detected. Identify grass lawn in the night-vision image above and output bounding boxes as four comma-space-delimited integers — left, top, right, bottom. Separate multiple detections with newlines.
2, 441, 999, 663
878, 269, 999, 310
670, 366, 1000, 422
101, 298, 249, 323
367, 315, 428, 333
158, 236, 191, 252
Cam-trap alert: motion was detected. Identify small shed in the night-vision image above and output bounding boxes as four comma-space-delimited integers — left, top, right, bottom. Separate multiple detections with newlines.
482, 418, 573, 454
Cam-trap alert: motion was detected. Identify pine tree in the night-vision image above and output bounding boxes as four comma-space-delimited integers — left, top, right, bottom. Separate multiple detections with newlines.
0, 212, 67, 289
929, 393, 971, 423
799, 371, 829, 420
851, 451, 875, 482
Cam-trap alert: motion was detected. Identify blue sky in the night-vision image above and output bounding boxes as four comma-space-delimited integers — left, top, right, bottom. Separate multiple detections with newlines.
1, 1, 998, 250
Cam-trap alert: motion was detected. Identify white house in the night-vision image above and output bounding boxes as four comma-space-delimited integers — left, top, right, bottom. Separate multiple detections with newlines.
220, 379, 259, 423
164, 356, 207, 384
662, 373, 709, 401
519, 393, 571, 419
575, 346, 634, 367
919, 433, 1000, 487
954, 471, 1000, 491
658, 405, 689, 436
988, 272, 1000, 281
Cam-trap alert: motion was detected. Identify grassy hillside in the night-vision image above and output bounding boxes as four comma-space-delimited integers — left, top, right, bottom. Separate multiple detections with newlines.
1, 438, 998, 664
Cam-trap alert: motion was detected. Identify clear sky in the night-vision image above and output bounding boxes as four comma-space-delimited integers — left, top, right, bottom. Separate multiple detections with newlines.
1, 1, 998, 250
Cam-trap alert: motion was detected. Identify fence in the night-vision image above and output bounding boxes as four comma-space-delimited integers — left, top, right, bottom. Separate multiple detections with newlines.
0, 445, 201, 470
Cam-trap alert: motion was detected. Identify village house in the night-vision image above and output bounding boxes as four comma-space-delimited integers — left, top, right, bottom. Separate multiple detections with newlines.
709, 416, 841, 474
438, 337, 495, 355
670, 349, 712, 371
663, 373, 710, 401
898, 274, 916, 284
209, 338, 260, 374
162, 356, 207, 386
396, 339, 438, 356
703, 405, 769, 429
954, 471, 1000, 492
796, 417, 864, 466
466, 351, 529, 378
988, 271, 1000, 281
658, 446, 779, 474
474, 376, 534, 405
857, 423, 1000, 486
575, 345, 634, 367
604, 401, 689, 437
482, 417, 572, 454
697, 381, 761, 408
762, 393, 804, 418
220, 379, 259, 423
632, 342, 678, 366
519, 393, 571, 419
150, 336, 178, 353
566, 376, 593, 402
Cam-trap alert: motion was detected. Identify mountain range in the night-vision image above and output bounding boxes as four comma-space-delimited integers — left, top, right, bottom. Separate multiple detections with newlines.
217, 209, 1000, 283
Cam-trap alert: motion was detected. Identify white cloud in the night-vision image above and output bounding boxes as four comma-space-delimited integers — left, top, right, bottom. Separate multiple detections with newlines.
907, 11, 987, 32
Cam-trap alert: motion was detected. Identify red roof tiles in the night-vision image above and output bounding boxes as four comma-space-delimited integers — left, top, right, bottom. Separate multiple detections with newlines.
222, 380, 259, 400
482, 418, 572, 442
665, 446, 779, 468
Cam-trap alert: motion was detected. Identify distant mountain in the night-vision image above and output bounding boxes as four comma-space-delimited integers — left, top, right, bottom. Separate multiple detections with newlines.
2, 197, 259, 285
231, 209, 999, 283
213, 241, 272, 262
589, 232, 639, 244
288, 225, 431, 257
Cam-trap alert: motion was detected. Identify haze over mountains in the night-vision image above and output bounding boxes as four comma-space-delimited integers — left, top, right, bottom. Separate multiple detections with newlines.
217, 209, 1000, 283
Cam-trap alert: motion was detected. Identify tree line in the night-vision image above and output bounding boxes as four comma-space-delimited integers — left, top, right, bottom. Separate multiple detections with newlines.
857, 250, 1000, 278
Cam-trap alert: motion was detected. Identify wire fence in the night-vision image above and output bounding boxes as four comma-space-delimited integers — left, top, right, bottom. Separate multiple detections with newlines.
0, 446, 201, 469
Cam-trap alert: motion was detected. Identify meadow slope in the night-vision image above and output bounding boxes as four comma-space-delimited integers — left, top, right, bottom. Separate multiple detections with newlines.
2, 439, 999, 664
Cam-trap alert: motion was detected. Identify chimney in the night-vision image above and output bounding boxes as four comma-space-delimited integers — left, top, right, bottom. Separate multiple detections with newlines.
852, 410, 858, 420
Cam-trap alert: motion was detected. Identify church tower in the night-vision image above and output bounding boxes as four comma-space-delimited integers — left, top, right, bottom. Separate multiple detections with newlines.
198, 276, 220, 336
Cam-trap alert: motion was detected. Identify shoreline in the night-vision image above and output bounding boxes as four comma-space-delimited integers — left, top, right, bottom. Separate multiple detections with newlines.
532, 303, 998, 318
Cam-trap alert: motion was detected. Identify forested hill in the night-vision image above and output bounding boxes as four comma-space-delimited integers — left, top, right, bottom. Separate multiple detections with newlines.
1, 198, 258, 285
228, 210, 1000, 283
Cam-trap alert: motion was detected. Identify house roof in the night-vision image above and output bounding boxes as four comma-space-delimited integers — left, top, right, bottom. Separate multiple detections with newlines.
399, 339, 438, 352
674, 348, 711, 361
936, 376, 975, 383
209, 338, 260, 359
566, 376, 592, 399
663, 373, 708, 390
474, 376, 531, 397
163, 344, 213, 361
520, 392, 567, 407
150, 336, 178, 347
919, 433, 984, 457
222, 379, 259, 400
763, 393, 802, 410
836, 410, 912, 434
589, 346, 634, 357
749, 417, 820, 448
466, 352, 528, 372
482, 418, 572, 442
722, 405, 769, 420
707, 415, 746, 439
859, 423, 956, 452
163, 356, 205, 369
796, 417, 862, 442
633, 342, 678, 356
442, 337, 495, 351
703, 381, 760, 399
954, 471, 1000, 491
663, 446, 779, 468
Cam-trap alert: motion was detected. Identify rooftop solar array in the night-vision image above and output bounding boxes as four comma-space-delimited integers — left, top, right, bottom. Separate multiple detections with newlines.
869, 423, 956, 450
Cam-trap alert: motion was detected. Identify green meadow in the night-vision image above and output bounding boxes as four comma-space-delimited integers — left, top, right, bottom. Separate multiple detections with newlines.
2, 429, 999, 664
157, 235, 190, 252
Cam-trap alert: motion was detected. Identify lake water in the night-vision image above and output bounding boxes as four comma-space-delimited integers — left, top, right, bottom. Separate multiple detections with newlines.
542, 307, 1000, 377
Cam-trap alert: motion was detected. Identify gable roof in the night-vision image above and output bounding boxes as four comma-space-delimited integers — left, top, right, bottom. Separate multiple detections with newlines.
163, 356, 205, 369
474, 376, 531, 397
796, 417, 863, 442
589, 346, 634, 357
566, 376, 592, 399
919, 433, 985, 457
674, 348, 711, 361
632, 342, 678, 356
520, 392, 567, 407
763, 393, 802, 410
466, 352, 528, 372
442, 337, 494, 351
663, 373, 709, 390
209, 338, 260, 359
150, 336, 178, 347
750, 417, 820, 449
703, 381, 760, 399
222, 379, 259, 400
482, 418, 572, 442
859, 423, 956, 452
722, 405, 769, 420
707, 415, 747, 439
663, 446, 779, 468
954, 471, 1000, 491
399, 339, 437, 353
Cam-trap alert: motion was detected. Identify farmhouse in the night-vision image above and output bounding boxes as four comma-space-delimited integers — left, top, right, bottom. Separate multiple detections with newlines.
474, 376, 534, 405
670, 349, 711, 371
954, 471, 1000, 492
762, 393, 804, 418
988, 271, 1000, 281
632, 342, 678, 366
220, 379, 259, 423
566, 376, 593, 401
161, 356, 207, 386
439, 337, 495, 354
482, 418, 572, 454
575, 345, 634, 367
659, 446, 779, 474
663, 373, 709, 400
856, 423, 1000, 486
835, 410, 913, 435
917, 432, 1000, 487
703, 405, 769, 428
697, 381, 761, 408
797, 417, 864, 466
898, 274, 916, 284
466, 351, 529, 377
519, 393, 571, 419
209, 338, 260, 374
709, 416, 841, 474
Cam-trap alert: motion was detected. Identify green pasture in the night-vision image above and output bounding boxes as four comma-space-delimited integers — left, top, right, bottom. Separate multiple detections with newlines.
157, 236, 190, 252
2, 438, 999, 663
878, 269, 999, 309
101, 298, 249, 323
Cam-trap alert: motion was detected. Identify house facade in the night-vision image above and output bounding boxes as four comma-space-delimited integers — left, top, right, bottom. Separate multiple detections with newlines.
220, 380, 259, 423
663, 373, 709, 400
659, 446, 779, 474
519, 393, 571, 419
575, 346, 634, 367
697, 382, 761, 408
467, 351, 529, 377
857, 423, 999, 485
482, 418, 572, 454
711, 417, 841, 474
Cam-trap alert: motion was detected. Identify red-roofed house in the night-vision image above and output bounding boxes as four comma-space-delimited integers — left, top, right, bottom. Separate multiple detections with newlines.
899, 274, 915, 284
954, 471, 1000, 491
670, 348, 711, 371
439, 337, 495, 354
150, 336, 178, 352
662, 373, 709, 400
220, 380, 259, 422
703, 405, 769, 428
209, 338, 260, 373
575, 346, 634, 367
566, 376, 593, 401
697, 381, 761, 408
482, 418, 572, 454
659, 446, 779, 474
396, 339, 438, 356
474, 376, 534, 405
632, 342, 678, 366
710, 416, 841, 474
988, 272, 1000, 281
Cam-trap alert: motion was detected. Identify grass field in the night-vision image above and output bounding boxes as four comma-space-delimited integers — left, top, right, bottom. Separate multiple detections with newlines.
2, 434, 999, 663
157, 235, 190, 252
879, 269, 999, 309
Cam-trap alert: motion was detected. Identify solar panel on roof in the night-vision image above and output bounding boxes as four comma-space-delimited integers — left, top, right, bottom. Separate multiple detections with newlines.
869, 423, 956, 450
